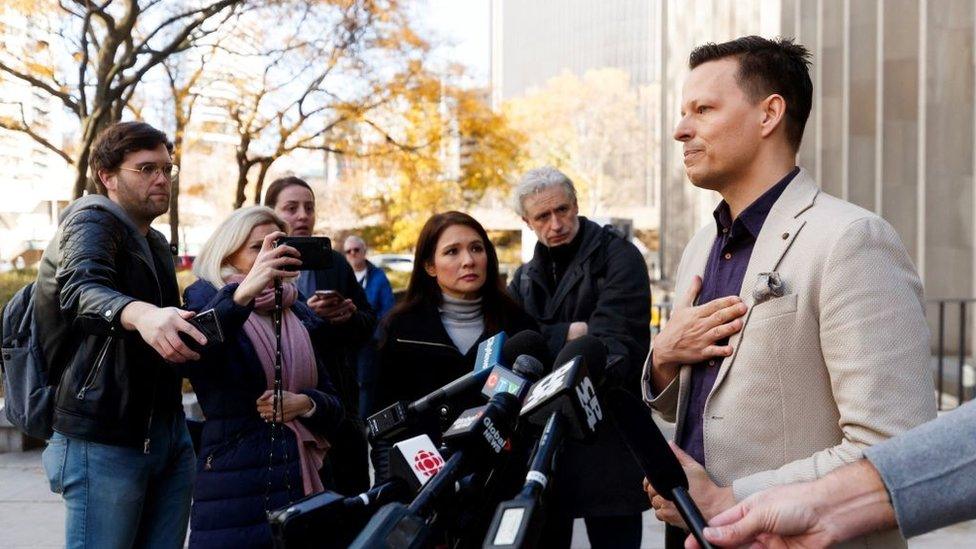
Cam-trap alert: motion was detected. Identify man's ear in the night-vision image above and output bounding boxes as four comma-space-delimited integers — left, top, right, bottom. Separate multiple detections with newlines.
760, 94, 787, 139
98, 169, 117, 193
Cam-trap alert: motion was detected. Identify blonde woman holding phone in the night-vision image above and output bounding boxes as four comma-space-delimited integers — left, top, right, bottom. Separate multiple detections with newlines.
182, 206, 344, 549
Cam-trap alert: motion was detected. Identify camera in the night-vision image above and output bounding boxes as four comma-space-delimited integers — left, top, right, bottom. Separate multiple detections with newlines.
274, 236, 334, 272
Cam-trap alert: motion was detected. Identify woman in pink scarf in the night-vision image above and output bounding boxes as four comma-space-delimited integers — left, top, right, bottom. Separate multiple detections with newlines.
183, 206, 344, 549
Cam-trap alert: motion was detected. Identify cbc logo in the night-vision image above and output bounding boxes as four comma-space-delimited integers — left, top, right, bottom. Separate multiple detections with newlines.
413, 449, 444, 477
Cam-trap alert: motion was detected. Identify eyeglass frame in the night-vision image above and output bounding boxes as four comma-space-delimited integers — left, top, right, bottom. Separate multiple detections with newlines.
117, 163, 180, 181
344, 247, 364, 255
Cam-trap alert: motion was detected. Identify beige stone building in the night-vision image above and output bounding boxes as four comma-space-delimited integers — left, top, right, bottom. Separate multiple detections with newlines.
495, 0, 976, 304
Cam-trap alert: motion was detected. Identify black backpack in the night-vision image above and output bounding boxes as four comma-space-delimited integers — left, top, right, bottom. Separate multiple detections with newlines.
0, 281, 56, 439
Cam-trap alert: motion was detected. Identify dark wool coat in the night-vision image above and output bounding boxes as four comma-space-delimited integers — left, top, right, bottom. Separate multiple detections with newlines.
507, 217, 651, 517
370, 300, 537, 481
300, 249, 376, 496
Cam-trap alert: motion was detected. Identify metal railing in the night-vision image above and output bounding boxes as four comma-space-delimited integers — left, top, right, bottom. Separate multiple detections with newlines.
929, 299, 976, 411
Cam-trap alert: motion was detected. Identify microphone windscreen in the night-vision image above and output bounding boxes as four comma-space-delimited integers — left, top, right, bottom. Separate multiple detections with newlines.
487, 391, 521, 430
604, 387, 688, 496
502, 330, 552, 370
511, 355, 545, 382
553, 335, 607, 382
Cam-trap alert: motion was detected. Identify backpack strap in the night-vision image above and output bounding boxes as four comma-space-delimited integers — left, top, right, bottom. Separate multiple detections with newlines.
1, 282, 35, 347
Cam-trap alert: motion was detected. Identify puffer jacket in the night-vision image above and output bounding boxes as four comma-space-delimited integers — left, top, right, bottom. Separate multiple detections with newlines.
183, 280, 344, 549
34, 194, 183, 449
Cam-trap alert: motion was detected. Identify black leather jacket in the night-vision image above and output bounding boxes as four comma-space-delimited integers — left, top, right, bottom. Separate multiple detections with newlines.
35, 195, 182, 449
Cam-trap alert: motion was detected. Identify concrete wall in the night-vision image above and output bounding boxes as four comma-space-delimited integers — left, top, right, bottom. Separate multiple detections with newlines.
781, 0, 975, 353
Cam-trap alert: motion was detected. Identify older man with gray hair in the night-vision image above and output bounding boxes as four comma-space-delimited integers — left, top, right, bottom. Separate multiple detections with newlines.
507, 166, 652, 548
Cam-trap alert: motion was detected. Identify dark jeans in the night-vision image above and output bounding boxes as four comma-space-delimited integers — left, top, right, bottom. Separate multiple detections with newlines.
541, 512, 643, 549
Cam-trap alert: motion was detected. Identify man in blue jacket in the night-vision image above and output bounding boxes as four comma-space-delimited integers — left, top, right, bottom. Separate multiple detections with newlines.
343, 234, 395, 418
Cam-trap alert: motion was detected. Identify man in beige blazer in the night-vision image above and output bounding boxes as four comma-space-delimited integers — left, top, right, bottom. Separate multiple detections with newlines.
641, 36, 936, 548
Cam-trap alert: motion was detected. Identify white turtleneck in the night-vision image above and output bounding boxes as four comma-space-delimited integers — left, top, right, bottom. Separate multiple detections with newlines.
438, 293, 485, 355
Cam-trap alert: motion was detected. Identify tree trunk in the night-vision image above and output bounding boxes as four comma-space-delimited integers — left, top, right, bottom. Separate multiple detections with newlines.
234, 135, 253, 209
169, 175, 180, 252
170, 143, 183, 252
72, 109, 118, 198
234, 162, 250, 209
72, 147, 92, 199
252, 159, 273, 205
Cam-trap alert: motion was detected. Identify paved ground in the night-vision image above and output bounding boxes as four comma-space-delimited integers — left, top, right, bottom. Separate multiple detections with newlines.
1, 449, 973, 548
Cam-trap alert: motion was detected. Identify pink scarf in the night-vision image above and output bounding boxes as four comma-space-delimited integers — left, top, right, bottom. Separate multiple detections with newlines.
227, 275, 330, 496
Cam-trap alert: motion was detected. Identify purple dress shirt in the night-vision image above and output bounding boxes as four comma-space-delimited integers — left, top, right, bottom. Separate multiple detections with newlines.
678, 167, 799, 464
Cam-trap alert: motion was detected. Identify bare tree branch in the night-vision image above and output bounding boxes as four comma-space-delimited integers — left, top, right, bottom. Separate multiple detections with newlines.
128, 0, 242, 65
113, 1, 241, 98
0, 102, 74, 164
0, 61, 80, 114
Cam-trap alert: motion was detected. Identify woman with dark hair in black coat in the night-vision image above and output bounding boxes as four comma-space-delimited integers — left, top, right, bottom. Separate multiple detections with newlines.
371, 211, 537, 481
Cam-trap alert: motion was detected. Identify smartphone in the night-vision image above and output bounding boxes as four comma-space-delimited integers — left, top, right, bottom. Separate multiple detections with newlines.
314, 289, 344, 304
180, 308, 223, 352
275, 236, 334, 272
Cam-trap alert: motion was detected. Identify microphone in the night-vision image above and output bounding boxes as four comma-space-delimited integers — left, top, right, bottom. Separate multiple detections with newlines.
512, 354, 546, 381
479, 330, 549, 403
350, 392, 522, 549
437, 391, 521, 472
269, 434, 446, 548
479, 330, 548, 403
482, 410, 563, 549
519, 335, 608, 440
475, 330, 509, 372
482, 337, 608, 548
481, 355, 545, 403
604, 387, 715, 549
552, 335, 607, 379
368, 332, 508, 441
501, 330, 552, 371
384, 434, 448, 493
411, 331, 508, 415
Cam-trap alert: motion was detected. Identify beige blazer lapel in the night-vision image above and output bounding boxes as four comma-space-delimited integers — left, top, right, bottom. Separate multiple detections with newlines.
710, 169, 820, 393
675, 241, 712, 299
670, 225, 715, 437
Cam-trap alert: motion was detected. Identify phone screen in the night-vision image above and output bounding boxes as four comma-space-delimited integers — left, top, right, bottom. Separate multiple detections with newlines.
315, 290, 343, 302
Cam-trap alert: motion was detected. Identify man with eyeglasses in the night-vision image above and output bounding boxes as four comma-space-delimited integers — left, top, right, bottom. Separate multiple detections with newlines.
34, 121, 202, 548
343, 234, 395, 418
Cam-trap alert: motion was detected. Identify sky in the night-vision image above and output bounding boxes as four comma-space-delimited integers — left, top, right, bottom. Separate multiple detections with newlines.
415, 0, 492, 85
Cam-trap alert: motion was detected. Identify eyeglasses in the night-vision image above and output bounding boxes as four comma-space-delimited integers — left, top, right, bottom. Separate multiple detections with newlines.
119, 163, 179, 181
345, 248, 363, 255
